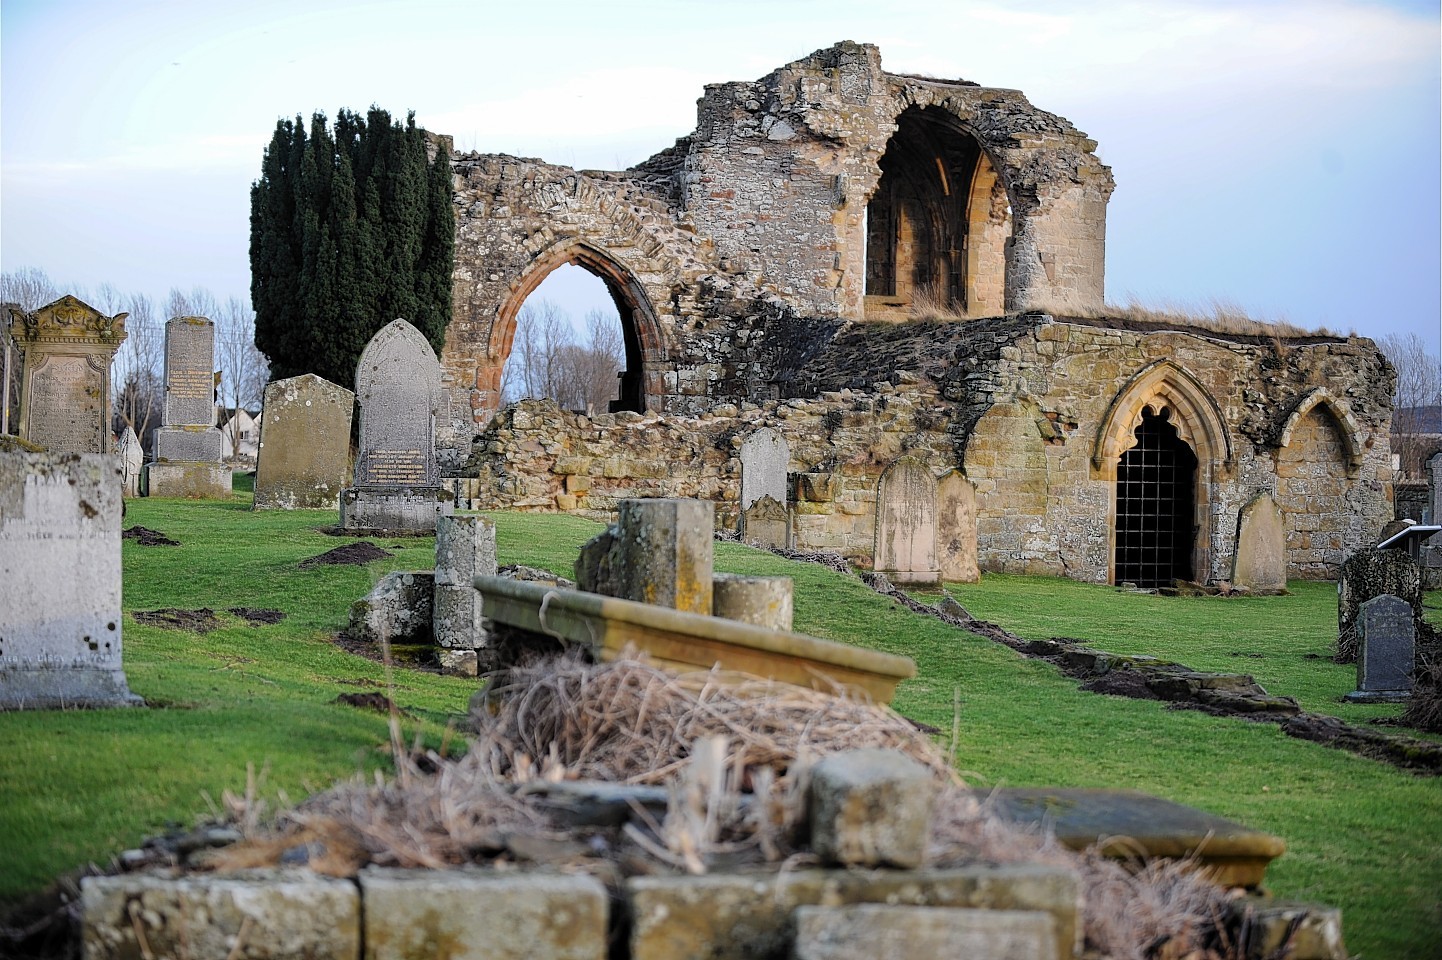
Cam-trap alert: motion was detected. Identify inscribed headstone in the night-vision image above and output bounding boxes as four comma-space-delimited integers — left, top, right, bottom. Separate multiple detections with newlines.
1336, 548, 1422, 662
936, 469, 979, 583
1425, 452, 1442, 582
739, 428, 789, 512
340, 319, 452, 533
874, 459, 939, 586
0, 452, 142, 709
1345, 594, 1415, 702
576, 498, 714, 614
8, 296, 126, 454
742, 494, 790, 550
1231, 493, 1287, 594
148, 316, 230, 498
254, 374, 355, 510
117, 426, 143, 497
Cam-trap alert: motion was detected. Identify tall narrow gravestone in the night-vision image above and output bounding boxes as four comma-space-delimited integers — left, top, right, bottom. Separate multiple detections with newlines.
254, 374, 355, 511
341, 319, 452, 533
1231, 493, 1287, 594
739, 428, 789, 511
8, 296, 126, 454
117, 426, 144, 497
874, 459, 939, 586
576, 498, 715, 614
1425, 452, 1442, 586
1344, 594, 1415, 702
147, 317, 231, 498
0, 453, 142, 709
937, 469, 980, 583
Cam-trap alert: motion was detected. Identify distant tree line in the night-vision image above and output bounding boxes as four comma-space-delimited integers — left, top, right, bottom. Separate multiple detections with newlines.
503, 300, 626, 414
250, 107, 454, 390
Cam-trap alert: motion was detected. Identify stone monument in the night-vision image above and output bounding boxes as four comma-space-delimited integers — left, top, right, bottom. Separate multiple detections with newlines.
147, 317, 231, 498
576, 498, 714, 614
117, 425, 144, 497
433, 514, 498, 674
739, 428, 789, 512
340, 319, 452, 533
936, 469, 980, 584
0, 452, 142, 709
1425, 452, 1442, 587
1231, 493, 1287, 594
1344, 594, 1415, 702
8, 295, 126, 454
742, 494, 791, 550
254, 374, 355, 510
874, 459, 939, 586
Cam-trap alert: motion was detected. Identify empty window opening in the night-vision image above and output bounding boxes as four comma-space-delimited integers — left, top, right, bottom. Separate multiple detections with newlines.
501, 263, 632, 414
1114, 406, 1198, 588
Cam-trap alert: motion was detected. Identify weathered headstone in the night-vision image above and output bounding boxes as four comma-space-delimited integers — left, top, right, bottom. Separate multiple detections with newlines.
1345, 594, 1415, 702
576, 498, 714, 614
340, 319, 452, 533
433, 514, 498, 652
117, 426, 143, 497
1425, 452, 1442, 586
742, 494, 790, 549
1231, 493, 1287, 594
8, 296, 126, 454
0, 452, 142, 709
254, 374, 355, 510
147, 317, 231, 498
712, 573, 793, 631
739, 428, 788, 512
874, 458, 939, 586
936, 469, 979, 584
1336, 548, 1422, 662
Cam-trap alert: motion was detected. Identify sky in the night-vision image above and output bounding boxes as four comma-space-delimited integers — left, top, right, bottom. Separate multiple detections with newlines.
2, 0, 1439, 356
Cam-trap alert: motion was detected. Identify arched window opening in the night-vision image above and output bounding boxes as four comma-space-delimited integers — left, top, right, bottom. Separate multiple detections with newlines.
499, 262, 636, 414
1115, 406, 1198, 588
865, 106, 1007, 318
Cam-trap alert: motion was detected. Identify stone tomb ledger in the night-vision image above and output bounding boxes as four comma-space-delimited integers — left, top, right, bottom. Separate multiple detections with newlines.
147, 316, 231, 498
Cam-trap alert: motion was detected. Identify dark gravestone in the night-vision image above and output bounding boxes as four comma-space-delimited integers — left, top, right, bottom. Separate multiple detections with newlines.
1336, 549, 1422, 662
254, 374, 355, 510
1345, 595, 1415, 702
341, 319, 453, 533
148, 316, 230, 498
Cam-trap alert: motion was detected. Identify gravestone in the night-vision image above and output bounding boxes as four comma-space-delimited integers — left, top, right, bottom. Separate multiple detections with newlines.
739, 428, 788, 514
1231, 493, 1287, 594
874, 459, 939, 586
8, 296, 126, 454
576, 498, 714, 614
117, 426, 143, 497
1344, 594, 1415, 702
1425, 452, 1442, 587
340, 319, 452, 533
147, 317, 231, 498
0, 452, 142, 709
742, 494, 790, 549
254, 374, 355, 510
1336, 548, 1422, 662
433, 514, 498, 653
936, 470, 979, 584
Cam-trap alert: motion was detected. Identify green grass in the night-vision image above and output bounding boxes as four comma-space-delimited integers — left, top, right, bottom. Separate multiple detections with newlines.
3, 504, 1440, 957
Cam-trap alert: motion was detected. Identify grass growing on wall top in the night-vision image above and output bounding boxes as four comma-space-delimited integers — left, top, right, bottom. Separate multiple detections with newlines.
1, 504, 1438, 958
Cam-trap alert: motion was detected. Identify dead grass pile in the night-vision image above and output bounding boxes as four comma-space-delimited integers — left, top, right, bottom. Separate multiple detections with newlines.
1086, 296, 1344, 339
908, 286, 971, 323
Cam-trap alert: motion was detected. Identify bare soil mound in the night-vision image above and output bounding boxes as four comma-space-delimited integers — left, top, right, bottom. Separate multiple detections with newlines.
298, 542, 393, 568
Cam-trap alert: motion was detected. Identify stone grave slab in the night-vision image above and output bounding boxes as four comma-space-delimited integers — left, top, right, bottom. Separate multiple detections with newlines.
341, 319, 452, 533
0, 452, 142, 709
742, 493, 790, 549
117, 425, 143, 497
1345, 594, 1415, 702
148, 316, 230, 498
8, 296, 126, 454
874, 458, 939, 585
254, 373, 355, 510
1231, 493, 1287, 594
739, 427, 788, 512
937, 469, 979, 583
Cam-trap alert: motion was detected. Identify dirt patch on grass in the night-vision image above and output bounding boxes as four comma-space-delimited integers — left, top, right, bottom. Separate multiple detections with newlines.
123, 526, 180, 546
227, 607, 286, 625
132, 608, 222, 634
332, 692, 408, 715
1080, 671, 1162, 700
299, 542, 393, 568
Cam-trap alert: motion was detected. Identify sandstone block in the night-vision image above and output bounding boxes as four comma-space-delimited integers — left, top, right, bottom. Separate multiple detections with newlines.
792, 904, 1056, 960
712, 573, 793, 630
808, 748, 938, 869
433, 515, 497, 649
575, 498, 714, 614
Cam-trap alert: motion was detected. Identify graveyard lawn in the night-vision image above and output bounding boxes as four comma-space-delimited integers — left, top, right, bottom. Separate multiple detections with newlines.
0, 506, 1437, 959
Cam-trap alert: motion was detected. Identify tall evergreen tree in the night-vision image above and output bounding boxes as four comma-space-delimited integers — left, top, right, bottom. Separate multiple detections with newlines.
250, 108, 453, 388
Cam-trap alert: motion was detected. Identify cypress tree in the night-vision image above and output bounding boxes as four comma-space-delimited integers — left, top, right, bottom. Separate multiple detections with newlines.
250, 107, 453, 388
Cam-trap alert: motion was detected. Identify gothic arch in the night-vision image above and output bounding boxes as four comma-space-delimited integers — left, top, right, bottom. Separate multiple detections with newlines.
1277, 388, 1364, 470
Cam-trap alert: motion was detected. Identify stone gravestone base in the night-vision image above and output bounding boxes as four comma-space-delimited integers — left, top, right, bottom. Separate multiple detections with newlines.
340, 488, 453, 535
0, 453, 142, 709
147, 460, 232, 499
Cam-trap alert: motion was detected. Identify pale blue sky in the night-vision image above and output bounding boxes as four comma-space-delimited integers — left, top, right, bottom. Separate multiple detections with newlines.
2, 0, 1438, 354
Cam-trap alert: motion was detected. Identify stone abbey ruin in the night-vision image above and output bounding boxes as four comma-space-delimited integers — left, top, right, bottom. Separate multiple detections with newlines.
435, 41, 1394, 588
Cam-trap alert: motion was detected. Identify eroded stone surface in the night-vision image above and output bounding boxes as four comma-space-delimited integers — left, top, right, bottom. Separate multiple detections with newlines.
809, 748, 938, 869
1337, 549, 1422, 660
793, 905, 1056, 960
712, 573, 793, 631
937, 469, 979, 584
254, 374, 355, 510
1232, 494, 1287, 594
739, 428, 788, 512
575, 498, 714, 614
433, 514, 497, 648
345, 571, 435, 647
874, 459, 939, 586
7, 296, 125, 455
1348, 594, 1415, 701
150, 316, 230, 498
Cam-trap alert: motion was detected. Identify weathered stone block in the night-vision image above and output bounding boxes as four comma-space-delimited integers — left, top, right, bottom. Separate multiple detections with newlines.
1337, 549, 1422, 660
575, 498, 714, 614
792, 904, 1056, 960
146, 460, 233, 499
1232, 494, 1287, 594
433, 515, 497, 649
712, 573, 793, 630
346, 571, 434, 646
254, 373, 355, 511
81, 870, 359, 960
808, 748, 938, 869
359, 868, 607, 960
153, 425, 224, 463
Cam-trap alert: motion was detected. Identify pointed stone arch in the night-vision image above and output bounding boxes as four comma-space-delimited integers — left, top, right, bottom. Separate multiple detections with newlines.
1278, 388, 1364, 471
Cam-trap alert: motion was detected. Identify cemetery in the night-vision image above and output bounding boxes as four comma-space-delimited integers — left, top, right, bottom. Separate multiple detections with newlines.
1, 36, 1440, 960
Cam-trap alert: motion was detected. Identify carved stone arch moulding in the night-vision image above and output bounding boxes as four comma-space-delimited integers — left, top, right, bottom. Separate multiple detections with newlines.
1276, 387, 1365, 471
1092, 359, 1234, 473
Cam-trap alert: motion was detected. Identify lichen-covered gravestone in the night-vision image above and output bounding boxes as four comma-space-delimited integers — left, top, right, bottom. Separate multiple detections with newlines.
874, 459, 939, 586
1336, 548, 1422, 662
341, 319, 453, 533
936, 469, 979, 584
433, 514, 498, 672
1344, 594, 1415, 702
117, 425, 143, 497
743, 494, 791, 549
254, 374, 355, 510
576, 498, 714, 614
147, 317, 231, 498
1231, 493, 1287, 594
8, 295, 126, 454
0, 452, 142, 709
739, 428, 789, 513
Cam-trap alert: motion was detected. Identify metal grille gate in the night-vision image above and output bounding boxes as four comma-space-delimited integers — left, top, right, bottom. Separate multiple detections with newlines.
1114, 407, 1197, 588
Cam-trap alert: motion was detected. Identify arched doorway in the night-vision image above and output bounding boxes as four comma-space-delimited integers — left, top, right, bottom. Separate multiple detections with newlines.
864, 106, 1009, 318
1114, 406, 1198, 588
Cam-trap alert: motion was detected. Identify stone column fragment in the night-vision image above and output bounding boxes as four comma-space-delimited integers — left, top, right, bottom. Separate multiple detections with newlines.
712, 573, 793, 631
434, 514, 498, 649
576, 498, 714, 614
